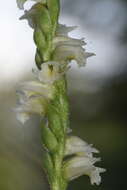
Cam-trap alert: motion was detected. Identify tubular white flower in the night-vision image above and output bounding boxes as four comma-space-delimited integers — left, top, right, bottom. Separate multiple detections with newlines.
64, 136, 106, 185
15, 61, 63, 124
53, 44, 94, 66
64, 156, 106, 185
34, 62, 64, 84
15, 95, 47, 124
65, 136, 99, 157
53, 24, 95, 66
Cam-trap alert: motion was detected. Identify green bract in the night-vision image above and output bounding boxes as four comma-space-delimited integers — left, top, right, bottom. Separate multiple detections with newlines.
47, 0, 60, 33
20, 3, 53, 67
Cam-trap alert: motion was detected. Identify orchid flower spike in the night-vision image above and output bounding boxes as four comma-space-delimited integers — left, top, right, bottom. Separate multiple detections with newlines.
15, 0, 106, 190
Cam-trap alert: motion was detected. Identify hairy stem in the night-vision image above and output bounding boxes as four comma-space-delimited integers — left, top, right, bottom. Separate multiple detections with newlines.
47, 77, 69, 190
40, 77, 69, 190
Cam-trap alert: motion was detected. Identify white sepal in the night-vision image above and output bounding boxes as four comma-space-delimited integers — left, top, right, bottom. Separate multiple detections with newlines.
54, 44, 94, 66
56, 24, 77, 36
54, 24, 95, 66
65, 136, 99, 157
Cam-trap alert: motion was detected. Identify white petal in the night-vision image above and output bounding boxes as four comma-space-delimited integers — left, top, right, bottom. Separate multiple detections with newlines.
38, 62, 63, 84
90, 167, 106, 185
16, 90, 28, 104
16, 112, 30, 124
15, 95, 46, 118
65, 136, 99, 156
19, 81, 53, 99
54, 23, 95, 66
17, 0, 27, 9
64, 155, 105, 185
53, 36, 86, 48
56, 24, 77, 36
54, 44, 93, 66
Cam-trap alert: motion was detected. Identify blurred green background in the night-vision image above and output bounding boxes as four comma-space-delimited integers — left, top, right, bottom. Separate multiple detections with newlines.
0, 0, 127, 190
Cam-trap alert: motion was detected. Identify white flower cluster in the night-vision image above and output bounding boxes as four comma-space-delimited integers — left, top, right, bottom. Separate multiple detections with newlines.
64, 136, 106, 185
15, 62, 62, 124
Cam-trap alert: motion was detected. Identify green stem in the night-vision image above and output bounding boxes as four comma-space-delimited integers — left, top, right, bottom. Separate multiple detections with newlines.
47, 77, 69, 190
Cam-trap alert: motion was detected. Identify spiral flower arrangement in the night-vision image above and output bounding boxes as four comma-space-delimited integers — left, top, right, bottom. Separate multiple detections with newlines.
15, 0, 106, 190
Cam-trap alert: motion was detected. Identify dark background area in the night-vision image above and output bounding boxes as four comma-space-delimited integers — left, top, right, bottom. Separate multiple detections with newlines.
0, 0, 127, 189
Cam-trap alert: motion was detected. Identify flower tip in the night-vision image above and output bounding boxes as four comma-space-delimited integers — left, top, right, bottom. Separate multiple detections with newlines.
16, 112, 30, 125
91, 167, 106, 186
19, 11, 28, 20
86, 52, 96, 58
17, 0, 26, 10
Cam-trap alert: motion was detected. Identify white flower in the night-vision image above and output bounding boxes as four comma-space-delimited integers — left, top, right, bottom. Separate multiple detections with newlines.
18, 81, 53, 99
53, 44, 94, 66
65, 136, 99, 157
17, 0, 46, 9
15, 61, 62, 124
64, 156, 106, 185
53, 24, 95, 66
33, 61, 64, 84
56, 24, 77, 36
64, 136, 106, 185
15, 96, 46, 124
